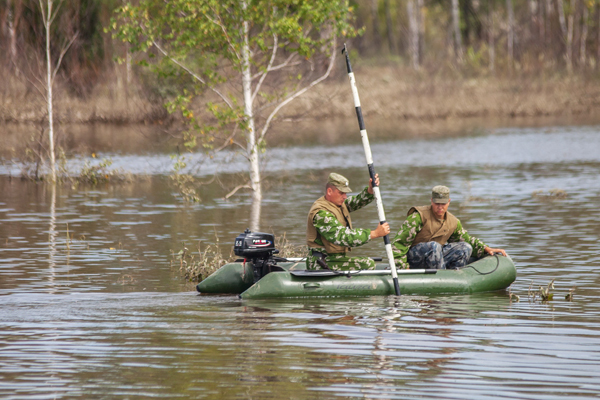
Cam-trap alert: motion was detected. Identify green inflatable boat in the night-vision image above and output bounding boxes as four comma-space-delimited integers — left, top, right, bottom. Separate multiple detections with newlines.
196, 230, 517, 299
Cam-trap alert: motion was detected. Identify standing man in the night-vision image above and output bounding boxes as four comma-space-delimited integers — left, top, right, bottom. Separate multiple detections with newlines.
392, 185, 507, 270
306, 172, 390, 271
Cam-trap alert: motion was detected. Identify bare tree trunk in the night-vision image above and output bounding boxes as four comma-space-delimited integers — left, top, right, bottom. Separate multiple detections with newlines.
506, 0, 515, 70
540, 0, 546, 50
546, 0, 553, 49
371, 0, 381, 51
528, 0, 536, 20
124, 43, 131, 108
241, 0, 261, 232
597, 1, 600, 69
41, 0, 57, 182
417, 0, 425, 62
558, 0, 574, 72
126, 43, 132, 85
574, 0, 580, 62
528, 0, 534, 37
384, 0, 397, 54
452, 0, 463, 62
567, 0, 574, 72
7, 1, 16, 63
462, 0, 469, 46
408, 0, 419, 69
489, 4, 496, 73
7, 0, 23, 74
528, 0, 538, 50
580, 1, 588, 67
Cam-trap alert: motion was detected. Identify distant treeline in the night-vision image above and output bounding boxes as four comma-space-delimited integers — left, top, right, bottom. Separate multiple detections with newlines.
1, 0, 599, 98
352, 0, 600, 74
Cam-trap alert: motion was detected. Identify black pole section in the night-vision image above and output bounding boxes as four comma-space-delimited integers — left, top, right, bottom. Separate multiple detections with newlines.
341, 44, 401, 296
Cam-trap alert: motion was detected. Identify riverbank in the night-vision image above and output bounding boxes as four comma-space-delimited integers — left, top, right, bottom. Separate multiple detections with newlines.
2, 66, 600, 126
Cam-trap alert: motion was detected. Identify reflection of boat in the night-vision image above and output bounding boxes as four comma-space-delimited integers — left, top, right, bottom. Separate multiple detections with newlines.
197, 255, 517, 299
196, 230, 516, 299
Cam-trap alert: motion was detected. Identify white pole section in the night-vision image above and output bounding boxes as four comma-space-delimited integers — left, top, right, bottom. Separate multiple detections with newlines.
342, 44, 401, 296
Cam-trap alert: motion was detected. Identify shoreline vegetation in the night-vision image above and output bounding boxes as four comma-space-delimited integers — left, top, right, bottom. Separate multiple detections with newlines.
3, 0, 600, 192
4, 0, 600, 156
2, 65, 600, 127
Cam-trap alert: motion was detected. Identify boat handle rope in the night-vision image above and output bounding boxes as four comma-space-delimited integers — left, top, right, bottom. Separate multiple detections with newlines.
461, 254, 501, 275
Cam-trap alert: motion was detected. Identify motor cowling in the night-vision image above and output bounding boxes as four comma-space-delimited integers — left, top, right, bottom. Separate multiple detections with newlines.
234, 229, 279, 283
234, 229, 276, 259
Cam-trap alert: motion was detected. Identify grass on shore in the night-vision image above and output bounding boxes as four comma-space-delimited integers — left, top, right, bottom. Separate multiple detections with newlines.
3, 63, 600, 126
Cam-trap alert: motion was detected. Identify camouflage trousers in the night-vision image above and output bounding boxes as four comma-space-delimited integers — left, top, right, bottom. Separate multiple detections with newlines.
407, 242, 472, 270
306, 249, 376, 271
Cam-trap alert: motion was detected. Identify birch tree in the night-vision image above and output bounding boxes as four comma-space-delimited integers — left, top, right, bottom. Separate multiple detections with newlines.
6, 0, 23, 71
38, 0, 78, 182
112, 0, 357, 231
580, 0, 589, 67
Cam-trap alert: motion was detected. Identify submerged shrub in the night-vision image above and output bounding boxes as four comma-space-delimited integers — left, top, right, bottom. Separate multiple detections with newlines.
171, 241, 234, 283
532, 189, 567, 200
75, 157, 133, 186
172, 232, 306, 283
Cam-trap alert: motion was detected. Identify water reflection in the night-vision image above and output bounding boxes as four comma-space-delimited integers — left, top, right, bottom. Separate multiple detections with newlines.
48, 184, 57, 292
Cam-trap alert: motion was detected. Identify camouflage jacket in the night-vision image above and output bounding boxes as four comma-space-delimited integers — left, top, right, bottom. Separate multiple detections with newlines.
310, 187, 375, 255
391, 212, 487, 269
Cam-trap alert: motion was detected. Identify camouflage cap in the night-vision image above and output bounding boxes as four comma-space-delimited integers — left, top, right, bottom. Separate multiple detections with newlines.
431, 185, 450, 203
328, 173, 352, 193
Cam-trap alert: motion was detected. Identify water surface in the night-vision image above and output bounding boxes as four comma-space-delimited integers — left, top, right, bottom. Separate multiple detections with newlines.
1, 123, 600, 399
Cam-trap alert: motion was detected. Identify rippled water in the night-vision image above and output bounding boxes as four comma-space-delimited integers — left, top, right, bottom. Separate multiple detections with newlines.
1, 123, 600, 399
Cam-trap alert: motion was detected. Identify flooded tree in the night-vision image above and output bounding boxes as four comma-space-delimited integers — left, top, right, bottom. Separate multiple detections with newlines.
38, 0, 78, 182
112, 0, 357, 231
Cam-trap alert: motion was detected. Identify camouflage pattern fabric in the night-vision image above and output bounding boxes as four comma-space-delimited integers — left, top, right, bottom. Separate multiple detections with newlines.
407, 242, 473, 270
307, 187, 375, 270
306, 249, 376, 271
392, 212, 487, 269
344, 186, 375, 213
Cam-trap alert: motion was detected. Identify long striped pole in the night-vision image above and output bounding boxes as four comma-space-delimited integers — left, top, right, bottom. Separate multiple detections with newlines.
342, 44, 401, 296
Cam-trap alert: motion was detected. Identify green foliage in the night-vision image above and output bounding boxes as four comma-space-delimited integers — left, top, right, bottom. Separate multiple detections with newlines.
111, 0, 358, 151
465, 45, 486, 71
78, 158, 116, 185
169, 155, 201, 202
525, 279, 568, 303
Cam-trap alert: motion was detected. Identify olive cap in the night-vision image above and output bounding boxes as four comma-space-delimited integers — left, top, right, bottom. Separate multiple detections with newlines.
328, 173, 352, 193
431, 185, 450, 203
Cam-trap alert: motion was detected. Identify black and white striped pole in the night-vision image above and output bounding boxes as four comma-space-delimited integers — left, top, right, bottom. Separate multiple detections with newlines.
342, 44, 401, 296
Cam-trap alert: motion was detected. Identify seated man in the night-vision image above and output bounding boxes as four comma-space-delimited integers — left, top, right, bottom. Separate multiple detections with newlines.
306, 172, 390, 271
392, 185, 506, 270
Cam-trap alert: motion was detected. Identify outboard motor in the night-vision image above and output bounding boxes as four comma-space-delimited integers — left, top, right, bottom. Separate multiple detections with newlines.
234, 229, 281, 283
